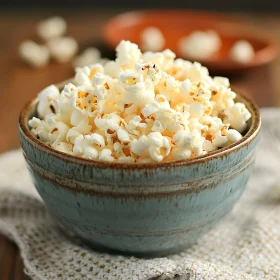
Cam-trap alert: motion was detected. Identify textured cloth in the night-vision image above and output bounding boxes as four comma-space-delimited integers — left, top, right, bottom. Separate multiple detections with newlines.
1, 109, 280, 280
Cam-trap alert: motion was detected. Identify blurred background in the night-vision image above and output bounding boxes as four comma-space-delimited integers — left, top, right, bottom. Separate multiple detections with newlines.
1, 0, 280, 10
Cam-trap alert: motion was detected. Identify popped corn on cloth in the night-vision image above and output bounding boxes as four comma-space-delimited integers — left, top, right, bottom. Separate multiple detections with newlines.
1, 108, 280, 280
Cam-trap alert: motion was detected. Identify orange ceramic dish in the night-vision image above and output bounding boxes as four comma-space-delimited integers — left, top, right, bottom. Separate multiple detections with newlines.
103, 10, 277, 73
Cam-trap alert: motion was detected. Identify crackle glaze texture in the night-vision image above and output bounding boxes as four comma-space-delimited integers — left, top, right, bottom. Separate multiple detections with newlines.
19, 93, 261, 257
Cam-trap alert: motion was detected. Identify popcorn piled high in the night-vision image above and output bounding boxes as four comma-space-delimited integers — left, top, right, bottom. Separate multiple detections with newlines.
29, 40, 251, 163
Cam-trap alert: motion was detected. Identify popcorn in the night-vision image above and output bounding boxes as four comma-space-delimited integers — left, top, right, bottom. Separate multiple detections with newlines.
116, 40, 142, 70
73, 47, 101, 68
85, 133, 105, 148
46, 116, 70, 145
126, 116, 147, 136
226, 129, 242, 143
117, 128, 130, 143
99, 149, 114, 162
19, 41, 50, 68
53, 142, 73, 153
224, 102, 251, 133
37, 16, 67, 41
30, 40, 251, 163
172, 148, 192, 160
141, 27, 165, 52
230, 40, 255, 63
37, 85, 60, 118
29, 117, 50, 143
73, 134, 84, 155
147, 132, 171, 162
130, 135, 150, 157
173, 130, 192, 149
212, 132, 229, 148
179, 30, 221, 60
48, 37, 78, 63
120, 72, 155, 106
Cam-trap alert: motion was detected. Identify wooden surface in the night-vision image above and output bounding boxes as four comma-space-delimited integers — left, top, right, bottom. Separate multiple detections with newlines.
0, 10, 279, 280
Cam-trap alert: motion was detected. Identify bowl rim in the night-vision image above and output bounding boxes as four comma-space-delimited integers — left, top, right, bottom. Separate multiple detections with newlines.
19, 86, 261, 170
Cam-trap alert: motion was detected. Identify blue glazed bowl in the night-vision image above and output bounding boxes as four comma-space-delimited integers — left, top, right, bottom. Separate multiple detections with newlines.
19, 90, 261, 257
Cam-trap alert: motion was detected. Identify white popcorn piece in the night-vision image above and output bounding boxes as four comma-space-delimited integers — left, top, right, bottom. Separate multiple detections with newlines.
130, 135, 150, 157
99, 149, 114, 162
151, 120, 166, 133
147, 132, 171, 162
179, 30, 221, 60
212, 130, 229, 148
52, 142, 73, 154
30, 40, 251, 163
191, 131, 204, 156
224, 102, 251, 133
82, 136, 99, 159
48, 37, 78, 63
141, 27, 165, 52
154, 94, 170, 109
226, 129, 243, 143
104, 61, 123, 78
213, 77, 230, 88
142, 103, 158, 118
121, 74, 155, 107
19, 40, 50, 68
94, 113, 122, 132
172, 148, 192, 160
73, 134, 84, 156
180, 79, 191, 95
126, 116, 147, 136
190, 102, 204, 118
66, 128, 82, 144
37, 85, 60, 118
116, 40, 142, 69
117, 156, 135, 163
85, 133, 105, 148
37, 16, 67, 41
48, 120, 70, 145
203, 140, 215, 152
117, 128, 130, 143
29, 117, 50, 143
230, 40, 255, 63
83, 146, 99, 159
73, 47, 101, 68
173, 130, 192, 149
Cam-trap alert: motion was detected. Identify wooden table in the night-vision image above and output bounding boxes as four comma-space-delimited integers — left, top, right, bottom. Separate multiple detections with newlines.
0, 10, 279, 279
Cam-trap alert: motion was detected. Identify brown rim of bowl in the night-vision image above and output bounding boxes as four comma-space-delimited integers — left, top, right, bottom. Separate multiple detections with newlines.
19, 90, 261, 170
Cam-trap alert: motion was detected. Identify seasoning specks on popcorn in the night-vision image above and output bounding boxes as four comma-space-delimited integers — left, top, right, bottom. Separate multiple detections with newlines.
29, 40, 251, 163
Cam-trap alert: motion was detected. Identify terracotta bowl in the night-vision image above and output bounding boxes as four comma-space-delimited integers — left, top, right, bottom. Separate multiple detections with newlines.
103, 10, 278, 73
19, 84, 261, 257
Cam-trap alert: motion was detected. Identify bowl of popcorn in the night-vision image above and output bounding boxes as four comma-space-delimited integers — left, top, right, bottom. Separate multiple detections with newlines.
19, 40, 261, 257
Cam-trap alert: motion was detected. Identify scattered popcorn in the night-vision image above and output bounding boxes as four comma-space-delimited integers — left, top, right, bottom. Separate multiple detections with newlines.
141, 27, 165, 52
48, 37, 78, 63
178, 30, 221, 60
29, 40, 251, 163
19, 41, 50, 68
230, 40, 255, 63
73, 47, 101, 68
37, 16, 67, 41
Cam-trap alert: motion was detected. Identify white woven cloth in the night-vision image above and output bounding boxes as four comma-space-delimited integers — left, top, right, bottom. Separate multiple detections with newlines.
1, 108, 280, 280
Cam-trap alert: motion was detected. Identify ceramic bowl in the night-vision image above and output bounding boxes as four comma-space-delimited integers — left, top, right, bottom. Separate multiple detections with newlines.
103, 10, 277, 73
19, 90, 261, 257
